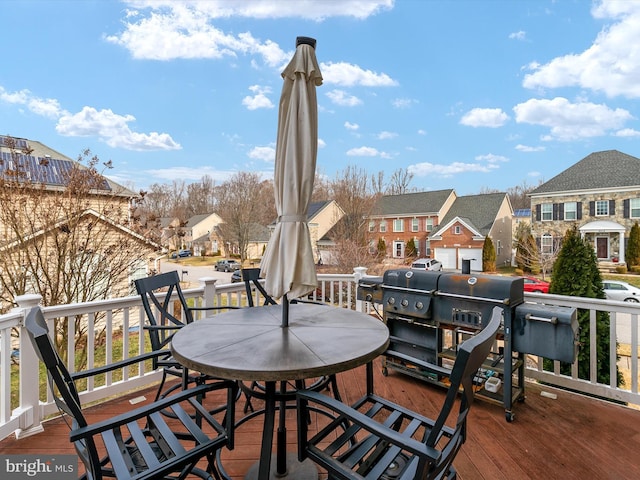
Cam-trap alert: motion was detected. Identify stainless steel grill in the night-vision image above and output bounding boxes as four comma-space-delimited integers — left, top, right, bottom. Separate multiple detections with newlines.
358, 269, 578, 422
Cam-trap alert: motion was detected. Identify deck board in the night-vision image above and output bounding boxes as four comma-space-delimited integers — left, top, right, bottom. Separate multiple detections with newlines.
2, 357, 640, 479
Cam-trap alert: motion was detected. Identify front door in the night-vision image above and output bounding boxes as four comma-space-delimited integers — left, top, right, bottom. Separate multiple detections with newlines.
596, 237, 609, 259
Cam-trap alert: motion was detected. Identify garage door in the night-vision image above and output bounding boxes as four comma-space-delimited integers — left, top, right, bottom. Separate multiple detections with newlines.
436, 248, 457, 269
459, 249, 483, 272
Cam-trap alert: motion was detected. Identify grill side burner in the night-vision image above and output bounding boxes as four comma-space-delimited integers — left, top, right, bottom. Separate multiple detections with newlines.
360, 269, 578, 422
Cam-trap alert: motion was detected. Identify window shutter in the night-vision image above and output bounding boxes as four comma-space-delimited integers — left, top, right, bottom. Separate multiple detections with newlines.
558, 204, 564, 221
536, 204, 541, 221
552, 203, 559, 220
577, 202, 582, 220
623, 199, 630, 218
589, 201, 595, 216
609, 200, 615, 215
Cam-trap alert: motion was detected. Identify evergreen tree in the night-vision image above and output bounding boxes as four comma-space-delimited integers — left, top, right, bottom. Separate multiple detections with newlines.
549, 226, 621, 385
376, 237, 386, 257
406, 238, 417, 258
627, 222, 640, 267
482, 236, 496, 272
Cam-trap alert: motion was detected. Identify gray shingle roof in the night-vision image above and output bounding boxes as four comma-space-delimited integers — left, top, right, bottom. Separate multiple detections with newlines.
530, 150, 640, 195
436, 192, 507, 236
373, 189, 454, 216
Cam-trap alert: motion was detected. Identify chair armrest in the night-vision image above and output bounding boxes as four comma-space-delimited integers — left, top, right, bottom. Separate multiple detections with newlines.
69, 380, 237, 442
297, 390, 441, 462
70, 350, 170, 381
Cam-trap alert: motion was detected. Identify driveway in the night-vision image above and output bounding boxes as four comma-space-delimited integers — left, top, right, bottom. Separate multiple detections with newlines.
159, 260, 234, 287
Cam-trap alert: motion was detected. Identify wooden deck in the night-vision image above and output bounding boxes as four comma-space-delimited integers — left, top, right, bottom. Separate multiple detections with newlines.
2, 357, 640, 479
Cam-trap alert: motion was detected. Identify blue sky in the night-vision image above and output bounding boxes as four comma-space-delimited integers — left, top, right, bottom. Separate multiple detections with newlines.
1, 0, 639, 195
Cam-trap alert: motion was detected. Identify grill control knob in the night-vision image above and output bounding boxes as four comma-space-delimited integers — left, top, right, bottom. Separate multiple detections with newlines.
388, 297, 395, 305
415, 301, 424, 310
401, 299, 409, 307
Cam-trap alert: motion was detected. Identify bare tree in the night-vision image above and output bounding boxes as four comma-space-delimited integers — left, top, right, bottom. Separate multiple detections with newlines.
214, 172, 275, 263
186, 175, 216, 216
385, 168, 415, 195
0, 139, 158, 364
326, 166, 381, 272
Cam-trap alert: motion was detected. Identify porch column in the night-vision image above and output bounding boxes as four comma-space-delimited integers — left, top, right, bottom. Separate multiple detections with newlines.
619, 232, 626, 264
200, 277, 218, 310
14, 294, 45, 439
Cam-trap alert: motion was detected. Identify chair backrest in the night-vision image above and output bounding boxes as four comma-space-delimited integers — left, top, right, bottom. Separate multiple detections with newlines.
24, 307, 96, 469
241, 268, 277, 307
134, 271, 192, 355
425, 306, 502, 475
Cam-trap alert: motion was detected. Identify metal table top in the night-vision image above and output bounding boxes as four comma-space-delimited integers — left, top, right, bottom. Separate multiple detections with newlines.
170, 303, 389, 382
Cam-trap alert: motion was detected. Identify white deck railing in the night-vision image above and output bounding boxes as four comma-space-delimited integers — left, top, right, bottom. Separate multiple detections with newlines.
1, 268, 638, 442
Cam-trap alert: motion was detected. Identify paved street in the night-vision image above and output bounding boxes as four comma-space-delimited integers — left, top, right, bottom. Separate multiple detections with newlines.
159, 259, 235, 287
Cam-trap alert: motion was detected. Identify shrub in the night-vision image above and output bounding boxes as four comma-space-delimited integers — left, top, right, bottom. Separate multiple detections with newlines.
615, 266, 628, 274
482, 237, 496, 272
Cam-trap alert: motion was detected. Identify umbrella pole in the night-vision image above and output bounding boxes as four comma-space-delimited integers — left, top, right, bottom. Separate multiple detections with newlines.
282, 294, 289, 327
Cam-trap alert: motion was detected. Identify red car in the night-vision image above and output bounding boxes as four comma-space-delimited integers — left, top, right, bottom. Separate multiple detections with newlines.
522, 276, 550, 293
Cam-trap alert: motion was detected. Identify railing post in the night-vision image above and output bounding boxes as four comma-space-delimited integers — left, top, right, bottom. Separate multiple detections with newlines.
201, 277, 218, 310
14, 294, 45, 438
353, 267, 368, 312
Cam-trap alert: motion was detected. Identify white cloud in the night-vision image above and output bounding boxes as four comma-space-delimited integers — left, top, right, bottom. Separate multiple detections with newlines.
248, 145, 275, 162
318, 138, 326, 148
326, 89, 362, 107
513, 97, 633, 140
344, 121, 359, 131
509, 31, 526, 41
346, 146, 390, 158
56, 106, 181, 151
614, 128, 640, 137
408, 161, 498, 178
146, 166, 239, 182
0, 86, 65, 119
242, 85, 274, 110
460, 108, 509, 128
417, 129, 426, 135
475, 153, 508, 164
377, 131, 397, 140
320, 62, 398, 87
523, 2, 640, 98
515, 144, 546, 152
108, 1, 393, 65
392, 98, 417, 108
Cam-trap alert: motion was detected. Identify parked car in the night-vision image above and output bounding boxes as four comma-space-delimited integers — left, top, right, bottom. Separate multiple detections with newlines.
215, 259, 241, 272
410, 258, 443, 271
231, 270, 242, 283
178, 249, 191, 257
603, 280, 640, 302
522, 276, 550, 293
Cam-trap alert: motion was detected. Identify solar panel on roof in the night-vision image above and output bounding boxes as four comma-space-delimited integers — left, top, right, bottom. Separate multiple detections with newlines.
0, 136, 28, 149
0, 153, 111, 190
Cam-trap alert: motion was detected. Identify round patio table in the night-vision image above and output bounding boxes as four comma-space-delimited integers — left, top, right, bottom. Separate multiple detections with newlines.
171, 302, 389, 480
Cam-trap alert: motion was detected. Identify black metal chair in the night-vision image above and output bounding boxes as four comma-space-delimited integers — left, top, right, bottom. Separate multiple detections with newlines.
24, 306, 238, 480
134, 271, 238, 403
296, 306, 503, 480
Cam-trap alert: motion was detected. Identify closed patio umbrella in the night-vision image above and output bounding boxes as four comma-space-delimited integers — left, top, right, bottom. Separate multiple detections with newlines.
261, 36, 322, 327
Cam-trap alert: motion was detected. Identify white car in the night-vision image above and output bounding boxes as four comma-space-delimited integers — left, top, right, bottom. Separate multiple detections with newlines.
603, 280, 640, 303
410, 258, 443, 271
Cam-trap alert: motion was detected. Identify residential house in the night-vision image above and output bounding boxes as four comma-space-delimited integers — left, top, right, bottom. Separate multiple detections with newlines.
366, 189, 456, 260
185, 213, 223, 255
529, 150, 640, 264
0, 136, 160, 309
429, 192, 513, 271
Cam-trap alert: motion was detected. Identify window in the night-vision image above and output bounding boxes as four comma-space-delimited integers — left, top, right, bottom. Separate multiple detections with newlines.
393, 219, 404, 232
541, 203, 553, 221
393, 241, 404, 258
541, 234, 553, 254
496, 239, 502, 255
368, 220, 375, 233
379, 221, 387, 233
595, 200, 609, 216
411, 218, 419, 232
564, 202, 577, 220
632, 198, 640, 218
425, 218, 433, 232
454, 226, 462, 234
